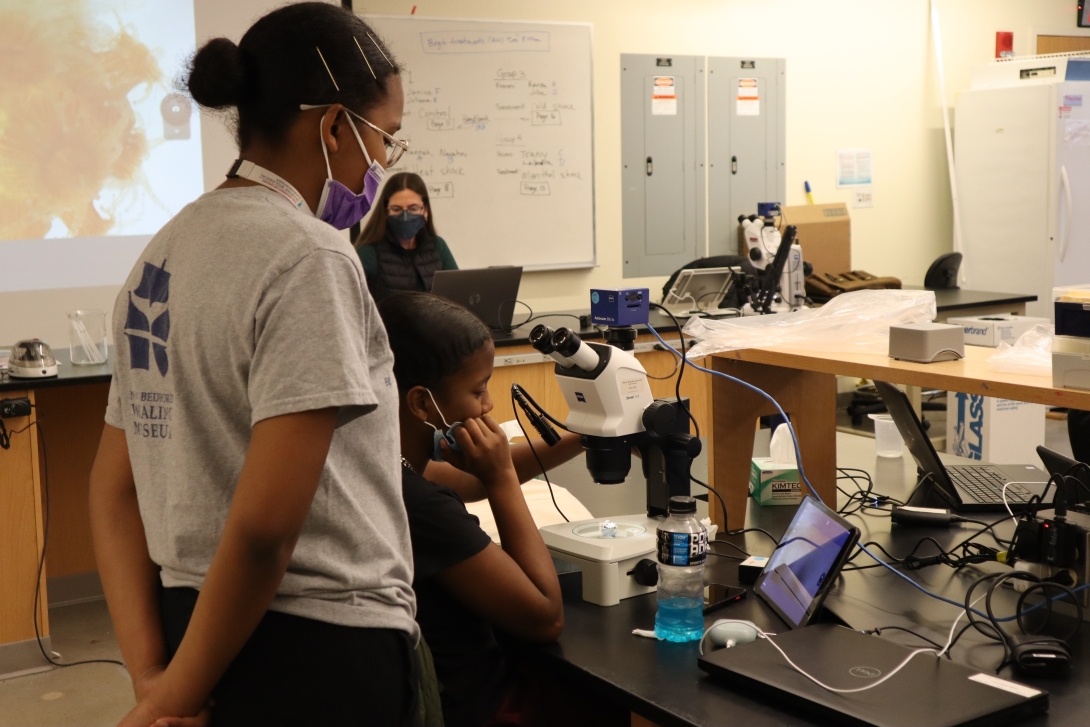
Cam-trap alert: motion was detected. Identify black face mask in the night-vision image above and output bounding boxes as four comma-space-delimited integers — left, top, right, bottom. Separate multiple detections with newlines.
387, 211, 428, 240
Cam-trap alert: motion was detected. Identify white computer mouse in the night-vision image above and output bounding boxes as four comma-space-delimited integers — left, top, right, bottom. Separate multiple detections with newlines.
707, 619, 760, 649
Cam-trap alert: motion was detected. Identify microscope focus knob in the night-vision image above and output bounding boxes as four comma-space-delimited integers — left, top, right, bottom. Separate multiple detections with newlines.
631, 558, 659, 587
642, 401, 677, 437
671, 432, 702, 458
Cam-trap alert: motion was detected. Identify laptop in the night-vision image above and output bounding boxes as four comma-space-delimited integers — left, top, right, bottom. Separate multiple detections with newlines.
873, 381, 1051, 513
1037, 445, 1090, 506
662, 267, 739, 318
430, 267, 523, 330
698, 624, 1048, 727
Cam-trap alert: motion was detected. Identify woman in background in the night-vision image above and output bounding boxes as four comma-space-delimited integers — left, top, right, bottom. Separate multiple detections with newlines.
357, 171, 458, 298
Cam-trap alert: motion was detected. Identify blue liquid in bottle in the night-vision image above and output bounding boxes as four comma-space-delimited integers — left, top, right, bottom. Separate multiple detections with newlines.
654, 596, 705, 642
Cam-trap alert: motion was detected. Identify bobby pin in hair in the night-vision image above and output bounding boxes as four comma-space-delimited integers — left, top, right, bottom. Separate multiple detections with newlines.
353, 36, 376, 79
368, 33, 392, 65
315, 46, 340, 91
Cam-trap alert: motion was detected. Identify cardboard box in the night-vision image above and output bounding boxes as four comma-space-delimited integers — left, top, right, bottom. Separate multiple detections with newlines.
778, 203, 851, 277
946, 314, 1050, 348
749, 458, 804, 506
947, 393, 1045, 465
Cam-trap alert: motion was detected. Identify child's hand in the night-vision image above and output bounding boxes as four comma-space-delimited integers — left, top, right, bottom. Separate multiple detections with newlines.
449, 415, 517, 488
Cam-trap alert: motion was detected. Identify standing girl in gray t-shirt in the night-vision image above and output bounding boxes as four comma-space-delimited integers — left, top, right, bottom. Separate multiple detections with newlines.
89, 5, 416, 725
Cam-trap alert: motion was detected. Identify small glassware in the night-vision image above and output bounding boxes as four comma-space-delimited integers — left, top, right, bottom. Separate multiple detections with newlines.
68, 310, 108, 365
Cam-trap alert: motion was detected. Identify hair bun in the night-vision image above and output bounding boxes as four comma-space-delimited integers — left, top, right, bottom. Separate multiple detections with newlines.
186, 37, 246, 109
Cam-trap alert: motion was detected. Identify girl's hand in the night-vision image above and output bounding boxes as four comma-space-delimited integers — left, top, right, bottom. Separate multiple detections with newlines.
449, 416, 517, 488
118, 669, 211, 727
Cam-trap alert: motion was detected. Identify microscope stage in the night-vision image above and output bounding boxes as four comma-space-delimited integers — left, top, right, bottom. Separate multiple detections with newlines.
540, 514, 661, 562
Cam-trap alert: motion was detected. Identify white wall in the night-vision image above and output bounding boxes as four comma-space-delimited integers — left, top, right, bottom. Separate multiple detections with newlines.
356, 0, 1073, 311
0, 0, 1075, 348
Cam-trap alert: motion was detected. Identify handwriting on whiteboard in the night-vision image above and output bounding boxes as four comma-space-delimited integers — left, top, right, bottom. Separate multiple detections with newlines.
421, 31, 550, 54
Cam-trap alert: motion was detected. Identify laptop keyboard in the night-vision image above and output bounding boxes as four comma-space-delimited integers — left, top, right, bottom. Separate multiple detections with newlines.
949, 466, 1031, 504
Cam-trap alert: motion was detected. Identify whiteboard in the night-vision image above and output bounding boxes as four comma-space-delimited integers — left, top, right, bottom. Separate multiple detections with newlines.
367, 16, 595, 270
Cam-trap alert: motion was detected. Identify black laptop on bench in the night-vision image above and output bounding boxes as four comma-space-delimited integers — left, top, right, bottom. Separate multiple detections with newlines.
873, 381, 1052, 513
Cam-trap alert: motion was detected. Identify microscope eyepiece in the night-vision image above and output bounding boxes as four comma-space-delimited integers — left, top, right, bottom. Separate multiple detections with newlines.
529, 324, 555, 353
531, 324, 576, 368
553, 328, 600, 372
552, 327, 581, 357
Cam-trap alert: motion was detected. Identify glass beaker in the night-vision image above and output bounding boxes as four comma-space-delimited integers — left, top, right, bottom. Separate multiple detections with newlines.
68, 310, 108, 365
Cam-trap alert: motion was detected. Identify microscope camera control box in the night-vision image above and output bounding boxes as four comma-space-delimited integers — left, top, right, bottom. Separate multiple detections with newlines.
591, 288, 649, 327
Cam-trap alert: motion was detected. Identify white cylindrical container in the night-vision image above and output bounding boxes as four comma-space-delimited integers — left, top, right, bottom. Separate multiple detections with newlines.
870, 413, 905, 458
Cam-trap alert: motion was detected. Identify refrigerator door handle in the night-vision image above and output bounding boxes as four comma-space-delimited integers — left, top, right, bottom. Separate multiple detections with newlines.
1060, 165, 1072, 263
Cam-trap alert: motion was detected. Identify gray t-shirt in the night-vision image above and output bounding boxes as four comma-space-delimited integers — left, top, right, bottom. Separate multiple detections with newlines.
105, 186, 416, 637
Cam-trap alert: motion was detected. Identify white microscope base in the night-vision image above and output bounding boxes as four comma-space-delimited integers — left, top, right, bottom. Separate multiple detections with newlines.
541, 514, 660, 607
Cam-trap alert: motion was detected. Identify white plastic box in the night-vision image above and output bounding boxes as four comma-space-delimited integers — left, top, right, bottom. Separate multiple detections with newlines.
946, 392, 1045, 465
946, 314, 1050, 348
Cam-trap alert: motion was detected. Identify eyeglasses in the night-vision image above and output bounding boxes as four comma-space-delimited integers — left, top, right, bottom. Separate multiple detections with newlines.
300, 104, 409, 168
388, 205, 425, 215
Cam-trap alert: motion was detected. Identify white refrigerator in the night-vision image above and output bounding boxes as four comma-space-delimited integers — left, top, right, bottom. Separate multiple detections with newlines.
955, 55, 1090, 319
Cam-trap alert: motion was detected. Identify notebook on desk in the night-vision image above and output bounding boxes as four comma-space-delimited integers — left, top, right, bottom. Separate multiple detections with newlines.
873, 381, 1051, 513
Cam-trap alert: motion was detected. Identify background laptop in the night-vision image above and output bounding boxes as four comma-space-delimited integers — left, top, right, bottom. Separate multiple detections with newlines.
873, 381, 1051, 513
698, 624, 1048, 727
431, 267, 523, 330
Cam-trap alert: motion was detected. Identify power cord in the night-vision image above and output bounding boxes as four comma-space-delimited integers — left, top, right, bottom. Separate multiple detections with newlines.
645, 323, 819, 503
496, 300, 583, 336
16, 419, 124, 669
647, 304, 700, 440
690, 475, 777, 548
510, 387, 568, 522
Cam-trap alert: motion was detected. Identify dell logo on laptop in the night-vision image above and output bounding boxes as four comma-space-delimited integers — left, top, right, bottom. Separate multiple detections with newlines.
849, 666, 882, 679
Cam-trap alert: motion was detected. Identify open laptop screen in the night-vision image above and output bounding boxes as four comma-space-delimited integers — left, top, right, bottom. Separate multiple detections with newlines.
754, 497, 859, 628
873, 380, 952, 490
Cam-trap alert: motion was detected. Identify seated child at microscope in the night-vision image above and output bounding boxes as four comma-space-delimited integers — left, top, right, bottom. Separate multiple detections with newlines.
378, 292, 564, 727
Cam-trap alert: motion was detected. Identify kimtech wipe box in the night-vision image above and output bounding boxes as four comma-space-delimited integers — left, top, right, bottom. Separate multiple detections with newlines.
750, 458, 803, 506
946, 314, 1050, 348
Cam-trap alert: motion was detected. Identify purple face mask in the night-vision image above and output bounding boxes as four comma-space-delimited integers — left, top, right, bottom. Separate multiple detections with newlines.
315, 111, 385, 230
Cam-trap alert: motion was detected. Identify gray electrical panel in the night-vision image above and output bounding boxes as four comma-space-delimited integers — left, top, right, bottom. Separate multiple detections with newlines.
621, 54, 705, 279
621, 55, 785, 277
708, 57, 786, 257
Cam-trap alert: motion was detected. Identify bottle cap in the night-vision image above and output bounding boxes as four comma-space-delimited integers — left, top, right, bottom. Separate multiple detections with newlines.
668, 495, 697, 514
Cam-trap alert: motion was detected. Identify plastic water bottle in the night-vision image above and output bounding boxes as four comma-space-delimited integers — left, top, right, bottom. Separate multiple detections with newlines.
654, 496, 708, 642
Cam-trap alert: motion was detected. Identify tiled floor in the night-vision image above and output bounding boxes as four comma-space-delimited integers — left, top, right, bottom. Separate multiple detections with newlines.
0, 601, 132, 727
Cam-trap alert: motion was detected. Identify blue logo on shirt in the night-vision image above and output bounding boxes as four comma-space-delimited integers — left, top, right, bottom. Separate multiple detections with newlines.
124, 259, 171, 376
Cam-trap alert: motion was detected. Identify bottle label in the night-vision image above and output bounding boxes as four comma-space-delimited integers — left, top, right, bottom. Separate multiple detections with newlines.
657, 530, 707, 567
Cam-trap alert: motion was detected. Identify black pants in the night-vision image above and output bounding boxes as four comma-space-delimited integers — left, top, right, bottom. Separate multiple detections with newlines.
161, 587, 414, 727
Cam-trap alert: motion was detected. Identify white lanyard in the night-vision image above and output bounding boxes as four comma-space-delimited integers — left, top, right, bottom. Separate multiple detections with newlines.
227, 160, 311, 214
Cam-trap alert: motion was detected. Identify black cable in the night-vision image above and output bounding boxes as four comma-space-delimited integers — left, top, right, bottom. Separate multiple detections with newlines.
22, 420, 124, 669
726, 527, 779, 545
687, 477, 779, 550
710, 539, 751, 558
691, 475, 726, 525
648, 302, 700, 439
706, 551, 744, 561
496, 300, 582, 336
511, 388, 568, 522
868, 625, 946, 652
513, 385, 570, 432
